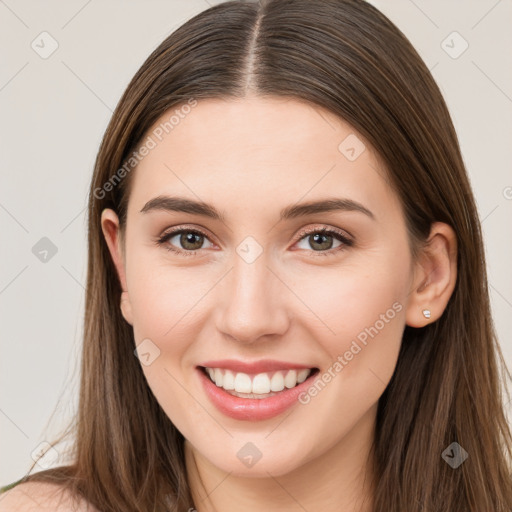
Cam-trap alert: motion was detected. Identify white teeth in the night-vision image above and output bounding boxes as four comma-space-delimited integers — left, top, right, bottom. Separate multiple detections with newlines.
234, 372, 252, 393
297, 369, 310, 383
284, 370, 298, 389
252, 373, 271, 394
204, 367, 313, 395
214, 368, 223, 387
270, 372, 285, 392
223, 370, 235, 390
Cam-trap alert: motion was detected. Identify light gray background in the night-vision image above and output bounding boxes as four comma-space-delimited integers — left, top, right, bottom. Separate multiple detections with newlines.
1, 0, 511, 485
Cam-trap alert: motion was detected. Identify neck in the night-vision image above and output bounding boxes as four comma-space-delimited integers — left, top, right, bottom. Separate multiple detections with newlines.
185, 404, 377, 512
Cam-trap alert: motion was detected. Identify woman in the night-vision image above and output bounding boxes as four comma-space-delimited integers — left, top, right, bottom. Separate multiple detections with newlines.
2, 0, 511, 510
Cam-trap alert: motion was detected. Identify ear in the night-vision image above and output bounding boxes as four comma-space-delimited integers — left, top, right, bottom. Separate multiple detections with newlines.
405, 222, 458, 327
100, 208, 133, 325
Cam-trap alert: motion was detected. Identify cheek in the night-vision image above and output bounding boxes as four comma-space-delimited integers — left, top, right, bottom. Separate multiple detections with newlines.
292, 256, 408, 352
125, 255, 212, 430
291, 252, 408, 407
126, 250, 214, 346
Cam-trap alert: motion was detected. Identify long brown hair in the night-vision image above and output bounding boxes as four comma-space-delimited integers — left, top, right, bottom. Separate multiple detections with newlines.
19, 0, 512, 510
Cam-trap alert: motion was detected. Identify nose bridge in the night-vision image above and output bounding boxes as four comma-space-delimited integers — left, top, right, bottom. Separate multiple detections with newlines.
215, 244, 289, 344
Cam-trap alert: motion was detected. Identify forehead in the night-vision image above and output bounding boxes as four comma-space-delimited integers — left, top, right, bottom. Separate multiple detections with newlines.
127, 96, 400, 221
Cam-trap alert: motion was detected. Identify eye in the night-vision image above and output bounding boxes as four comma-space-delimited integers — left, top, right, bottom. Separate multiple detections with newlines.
293, 226, 353, 256
156, 225, 353, 257
156, 227, 214, 256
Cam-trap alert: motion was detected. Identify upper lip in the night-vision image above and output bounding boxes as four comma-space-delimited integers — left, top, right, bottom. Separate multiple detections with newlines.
199, 359, 316, 374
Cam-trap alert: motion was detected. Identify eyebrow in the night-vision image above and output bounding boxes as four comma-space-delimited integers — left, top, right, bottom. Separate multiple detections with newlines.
140, 195, 375, 221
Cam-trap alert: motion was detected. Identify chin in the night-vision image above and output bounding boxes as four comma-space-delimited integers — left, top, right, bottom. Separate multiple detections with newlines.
196, 436, 314, 478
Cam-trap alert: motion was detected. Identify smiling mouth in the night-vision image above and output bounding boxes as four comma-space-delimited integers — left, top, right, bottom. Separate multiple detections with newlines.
199, 366, 320, 399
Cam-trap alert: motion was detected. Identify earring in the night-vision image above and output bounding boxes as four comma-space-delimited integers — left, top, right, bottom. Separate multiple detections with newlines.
422, 309, 431, 319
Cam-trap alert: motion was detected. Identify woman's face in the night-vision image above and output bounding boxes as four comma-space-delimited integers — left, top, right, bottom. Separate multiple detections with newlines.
103, 96, 417, 477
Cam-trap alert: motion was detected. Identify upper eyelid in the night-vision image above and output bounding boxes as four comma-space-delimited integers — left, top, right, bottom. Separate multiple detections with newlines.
296, 225, 352, 240
160, 225, 212, 242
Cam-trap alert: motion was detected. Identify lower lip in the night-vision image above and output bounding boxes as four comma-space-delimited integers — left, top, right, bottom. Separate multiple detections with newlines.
197, 367, 318, 421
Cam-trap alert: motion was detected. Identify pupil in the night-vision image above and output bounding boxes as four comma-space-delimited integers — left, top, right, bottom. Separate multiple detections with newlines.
311, 233, 332, 251
182, 232, 202, 249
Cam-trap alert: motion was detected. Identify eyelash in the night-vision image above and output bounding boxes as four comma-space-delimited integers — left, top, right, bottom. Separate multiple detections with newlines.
155, 225, 353, 258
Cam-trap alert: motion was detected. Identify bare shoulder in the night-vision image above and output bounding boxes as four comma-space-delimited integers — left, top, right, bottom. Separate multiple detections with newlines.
0, 481, 100, 512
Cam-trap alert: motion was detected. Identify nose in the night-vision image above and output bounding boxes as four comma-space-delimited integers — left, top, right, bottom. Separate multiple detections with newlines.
214, 252, 290, 345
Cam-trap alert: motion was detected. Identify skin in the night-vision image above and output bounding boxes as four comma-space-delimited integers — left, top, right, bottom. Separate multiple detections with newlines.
100, 96, 457, 512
